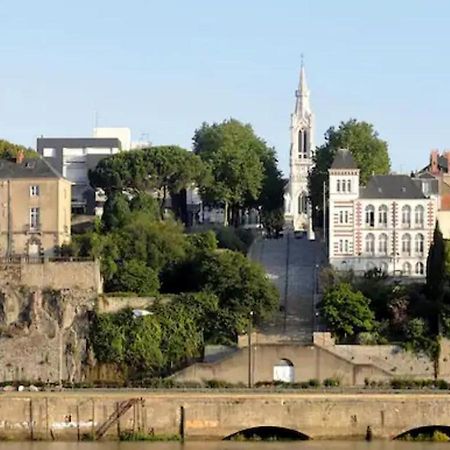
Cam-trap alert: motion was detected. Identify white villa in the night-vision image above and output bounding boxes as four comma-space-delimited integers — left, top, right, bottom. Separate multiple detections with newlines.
328, 149, 437, 277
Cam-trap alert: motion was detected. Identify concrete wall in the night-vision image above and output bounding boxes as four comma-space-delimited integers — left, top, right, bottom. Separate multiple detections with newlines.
173, 344, 390, 386
96, 296, 155, 314
0, 391, 450, 440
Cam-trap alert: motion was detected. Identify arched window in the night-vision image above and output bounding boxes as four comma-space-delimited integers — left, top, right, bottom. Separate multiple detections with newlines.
347, 179, 351, 192
415, 233, 424, 255
365, 205, 375, 228
303, 130, 308, 156
378, 205, 388, 227
379, 233, 388, 255
415, 262, 424, 276
365, 233, 375, 255
401, 233, 411, 255
298, 130, 303, 156
402, 205, 411, 227
415, 205, 424, 227
403, 262, 412, 276
298, 193, 307, 214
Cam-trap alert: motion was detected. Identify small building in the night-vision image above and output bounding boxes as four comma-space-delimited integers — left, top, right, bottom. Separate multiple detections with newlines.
0, 152, 71, 257
328, 149, 437, 277
37, 137, 122, 214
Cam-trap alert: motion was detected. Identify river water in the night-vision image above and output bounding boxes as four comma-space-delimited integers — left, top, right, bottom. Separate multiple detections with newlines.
0, 442, 445, 450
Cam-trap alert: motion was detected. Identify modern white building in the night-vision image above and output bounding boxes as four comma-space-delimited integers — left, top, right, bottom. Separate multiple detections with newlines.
284, 64, 314, 234
328, 149, 437, 277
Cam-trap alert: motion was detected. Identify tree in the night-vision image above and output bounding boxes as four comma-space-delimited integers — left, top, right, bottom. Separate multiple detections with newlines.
199, 250, 279, 342
0, 139, 37, 159
426, 221, 446, 334
193, 119, 265, 226
319, 282, 375, 339
427, 221, 446, 301
89, 146, 209, 223
102, 192, 131, 231
308, 119, 390, 225
110, 259, 160, 296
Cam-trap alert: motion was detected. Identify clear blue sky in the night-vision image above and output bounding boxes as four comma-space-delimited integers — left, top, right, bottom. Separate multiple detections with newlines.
1, 0, 449, 175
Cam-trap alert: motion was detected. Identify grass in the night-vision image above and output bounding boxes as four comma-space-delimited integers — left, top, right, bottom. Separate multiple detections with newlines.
399, 430, 450, 442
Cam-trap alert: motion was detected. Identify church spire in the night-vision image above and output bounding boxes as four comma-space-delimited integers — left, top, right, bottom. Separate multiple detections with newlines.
295, 58, 311, 117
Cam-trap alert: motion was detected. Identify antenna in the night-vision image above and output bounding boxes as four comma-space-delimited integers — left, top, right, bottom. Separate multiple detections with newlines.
301, 53, 304, 69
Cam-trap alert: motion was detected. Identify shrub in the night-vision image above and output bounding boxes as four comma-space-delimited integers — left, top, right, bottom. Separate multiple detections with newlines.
323, 377, 340, 387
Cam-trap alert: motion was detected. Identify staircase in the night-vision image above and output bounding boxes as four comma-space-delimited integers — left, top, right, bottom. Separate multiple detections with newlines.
95, 398, 143, 439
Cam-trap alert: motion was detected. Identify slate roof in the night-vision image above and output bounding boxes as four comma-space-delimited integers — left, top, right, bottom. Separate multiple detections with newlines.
330, 149, 358, 169
360, 175, 426, 199
0, 157, 63, 179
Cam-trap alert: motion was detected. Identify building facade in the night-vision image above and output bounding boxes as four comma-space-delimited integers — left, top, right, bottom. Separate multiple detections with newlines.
284, 64, 314, 233
0, 153, 71, 257
329, 149, 436, 277
37, 137, 121, 214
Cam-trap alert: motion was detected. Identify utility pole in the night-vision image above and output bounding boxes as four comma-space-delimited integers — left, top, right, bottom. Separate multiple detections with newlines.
248, 311, 254, 388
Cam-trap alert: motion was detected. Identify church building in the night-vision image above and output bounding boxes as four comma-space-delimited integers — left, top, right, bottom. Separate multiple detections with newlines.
328, 149, 437, 277
284, 64, 314, 234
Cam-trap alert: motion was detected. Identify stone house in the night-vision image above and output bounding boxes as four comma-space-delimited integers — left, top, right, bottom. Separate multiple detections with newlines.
0, 152, 71, 257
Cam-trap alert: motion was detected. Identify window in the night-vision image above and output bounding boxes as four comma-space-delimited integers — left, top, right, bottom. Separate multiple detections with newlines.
379, 233, 388, 255
347, 180, 351, 192
365, 205, 375, 227
365, 233, 375, 255
401, 233, 411, 255
29, 207, 40, 230
378, 205, 388, 227
42, 147, 55, 157
415, 262, 424, 275
415, 234, 424, 255
402, 205, 411, 227
337, 179, 341, 192
344, 240, 349, 253
403, 262, 412, 276
29, 185, 39, 197
298, 194, 307, 214
415, 205, 424, 227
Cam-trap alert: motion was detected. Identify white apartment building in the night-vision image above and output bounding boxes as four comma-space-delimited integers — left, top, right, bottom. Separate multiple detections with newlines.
328, 149, 437, 277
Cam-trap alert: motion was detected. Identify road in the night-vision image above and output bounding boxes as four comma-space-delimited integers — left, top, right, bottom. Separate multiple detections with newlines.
249, 232, 324, 343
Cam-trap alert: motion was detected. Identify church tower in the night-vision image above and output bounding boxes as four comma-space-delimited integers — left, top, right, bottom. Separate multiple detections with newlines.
284, 62, 314, 234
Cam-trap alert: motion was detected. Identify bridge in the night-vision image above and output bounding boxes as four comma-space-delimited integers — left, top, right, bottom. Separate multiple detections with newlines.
1, 391, 450, 440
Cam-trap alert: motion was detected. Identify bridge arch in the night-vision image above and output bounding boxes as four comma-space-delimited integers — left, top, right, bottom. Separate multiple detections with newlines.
224, 426, 310, 441
394, 425, 450, 441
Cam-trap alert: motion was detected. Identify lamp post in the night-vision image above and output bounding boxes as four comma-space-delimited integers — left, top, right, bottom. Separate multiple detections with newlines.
248, 311, 254, 388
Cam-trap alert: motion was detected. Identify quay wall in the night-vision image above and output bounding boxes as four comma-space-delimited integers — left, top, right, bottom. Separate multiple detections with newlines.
0, 391, 449, 441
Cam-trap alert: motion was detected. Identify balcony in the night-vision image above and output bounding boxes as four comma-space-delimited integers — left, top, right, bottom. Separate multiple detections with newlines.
24, 223, 42, 234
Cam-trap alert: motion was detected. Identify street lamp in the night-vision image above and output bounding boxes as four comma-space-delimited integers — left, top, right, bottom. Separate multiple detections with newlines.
248, 311, 254, 388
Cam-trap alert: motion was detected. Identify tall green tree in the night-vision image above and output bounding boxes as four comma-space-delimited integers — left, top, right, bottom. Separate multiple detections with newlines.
0, 139, 37, 159
319, 282, 375, 340
193, 119, 265, 226
308, 119, 390, 225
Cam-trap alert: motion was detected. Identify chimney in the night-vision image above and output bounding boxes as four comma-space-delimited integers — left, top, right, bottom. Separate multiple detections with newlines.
15, 149, 25, 165
444, 150, 450, 174
430, 149, 439, 174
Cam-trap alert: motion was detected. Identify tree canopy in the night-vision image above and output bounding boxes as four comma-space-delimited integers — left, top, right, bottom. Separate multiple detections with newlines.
319, 282, 375, 339
308, 119, 390, 224
193, 119, 283, 226
89, 145, 210, 221
0, 139, 37, 160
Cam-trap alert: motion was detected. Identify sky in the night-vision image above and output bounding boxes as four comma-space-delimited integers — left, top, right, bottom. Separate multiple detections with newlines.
1, 0, 450, 176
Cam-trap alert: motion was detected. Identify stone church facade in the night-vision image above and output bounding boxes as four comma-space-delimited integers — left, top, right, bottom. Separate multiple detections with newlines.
284, 64, 314, 234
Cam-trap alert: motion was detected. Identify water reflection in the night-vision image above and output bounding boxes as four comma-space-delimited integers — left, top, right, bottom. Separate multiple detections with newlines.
0, 441, 445, 450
